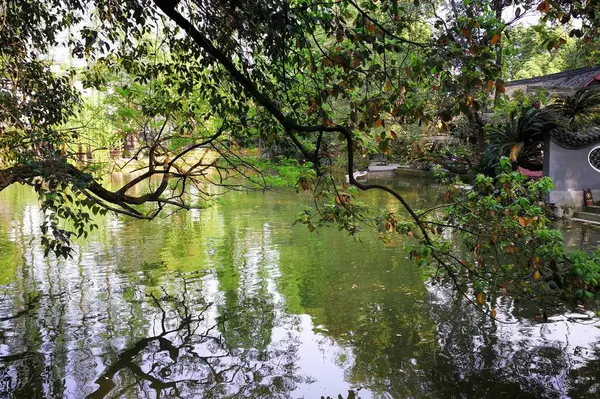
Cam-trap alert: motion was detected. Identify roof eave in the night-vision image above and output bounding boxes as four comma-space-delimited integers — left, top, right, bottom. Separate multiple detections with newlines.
584, 72, 600, 87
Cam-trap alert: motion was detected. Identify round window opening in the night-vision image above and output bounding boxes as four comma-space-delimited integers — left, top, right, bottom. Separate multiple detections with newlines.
589, 147, 600, 173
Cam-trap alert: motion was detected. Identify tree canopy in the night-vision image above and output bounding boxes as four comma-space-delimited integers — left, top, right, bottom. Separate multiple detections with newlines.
1, 0, 600, 310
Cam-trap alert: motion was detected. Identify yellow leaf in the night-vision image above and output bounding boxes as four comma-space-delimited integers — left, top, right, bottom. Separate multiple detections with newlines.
490, 34, 501, 45
510, 143, 520, 162
476, 291, 484, 306
491, 308, 497, 319
487, 80, 494, 92
533, 270, 542, 281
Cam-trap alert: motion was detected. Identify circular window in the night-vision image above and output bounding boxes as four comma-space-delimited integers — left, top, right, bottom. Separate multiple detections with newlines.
589, 147, 600, 172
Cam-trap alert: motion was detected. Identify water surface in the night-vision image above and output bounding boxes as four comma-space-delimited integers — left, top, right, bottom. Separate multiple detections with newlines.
1, 179, 600, 398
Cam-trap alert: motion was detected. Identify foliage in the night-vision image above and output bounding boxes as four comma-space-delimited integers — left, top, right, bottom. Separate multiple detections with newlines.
502, 24, 596, 81
1, 0, 600, 314
386, 121, 476, 173
250, 157, 316, 189
297, 156, 600, 312
438, 158, 600, 309
485, 107, 555, 170
493, 88, 550, 120
484, 87, 600, 172
567, 249, 600, 300
547, 87, 600, 130
295, 183, 369, 236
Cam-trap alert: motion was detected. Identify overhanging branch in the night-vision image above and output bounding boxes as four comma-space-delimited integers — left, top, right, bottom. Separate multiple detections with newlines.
152, 0, 434, 244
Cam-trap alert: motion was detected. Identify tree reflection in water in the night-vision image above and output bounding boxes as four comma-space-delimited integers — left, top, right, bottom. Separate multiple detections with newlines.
424, 282, 600, 398
2, 185, 600, 398
0, 279, 308, 398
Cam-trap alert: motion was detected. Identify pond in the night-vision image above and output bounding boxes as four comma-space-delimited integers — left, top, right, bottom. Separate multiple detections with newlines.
1, 178, 600, 398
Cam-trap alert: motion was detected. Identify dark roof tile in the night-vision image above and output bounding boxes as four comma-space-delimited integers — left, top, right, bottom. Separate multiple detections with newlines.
507, 65, 600, 90
550, 126, 600, 149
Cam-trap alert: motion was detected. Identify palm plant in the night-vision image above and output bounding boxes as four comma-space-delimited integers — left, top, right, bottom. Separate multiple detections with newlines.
547, 87, 600, 130
484, 87, 600, 172
485, 107, 557, 171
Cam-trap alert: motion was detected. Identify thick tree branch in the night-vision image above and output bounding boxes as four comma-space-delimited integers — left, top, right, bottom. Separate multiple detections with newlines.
152, 0, 435, 244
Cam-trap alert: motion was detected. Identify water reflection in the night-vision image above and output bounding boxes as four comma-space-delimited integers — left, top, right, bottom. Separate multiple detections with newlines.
559, 219, 600, 252
0, 271, 307, 398
1, 182, 600, 398
428, 283, 600, 399
84, 285, 306, 399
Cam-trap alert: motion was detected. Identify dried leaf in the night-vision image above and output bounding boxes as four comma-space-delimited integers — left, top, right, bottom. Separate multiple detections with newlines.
536, 0, 549, 12
491, 34, 501, 45
476, 291, 484, 306
366, 22, 376, 35
495, 81, 506, 93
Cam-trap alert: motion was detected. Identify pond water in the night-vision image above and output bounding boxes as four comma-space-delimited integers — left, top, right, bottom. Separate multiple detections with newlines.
1, 179, 600, 398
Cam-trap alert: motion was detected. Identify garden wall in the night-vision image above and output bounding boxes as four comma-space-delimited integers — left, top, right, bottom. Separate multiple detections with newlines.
544, 137, 600, 216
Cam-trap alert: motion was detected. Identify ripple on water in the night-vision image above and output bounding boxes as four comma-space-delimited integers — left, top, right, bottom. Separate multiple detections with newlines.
2, 184, 600, 398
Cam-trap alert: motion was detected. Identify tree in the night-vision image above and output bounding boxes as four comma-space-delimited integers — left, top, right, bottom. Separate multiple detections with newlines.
1, 1, 599, 306
502, 24, 593, 80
